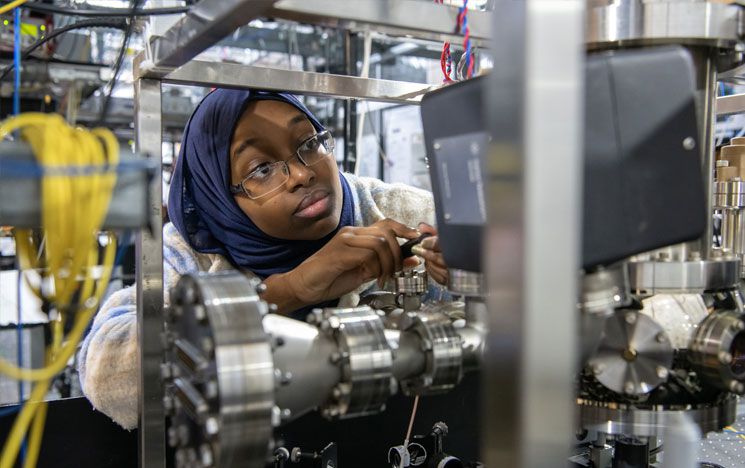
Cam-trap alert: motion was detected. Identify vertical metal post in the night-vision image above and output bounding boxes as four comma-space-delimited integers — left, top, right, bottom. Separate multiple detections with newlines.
343, 31, 358, 172
483, 1, 584, 466
689, 47, 718, 260
134, 78, 166, 468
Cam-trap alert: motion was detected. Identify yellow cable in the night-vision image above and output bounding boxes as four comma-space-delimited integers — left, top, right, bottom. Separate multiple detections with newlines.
22, 400, 47, 468
0, 112, 119, 468
0, 0, 28, 15
0, 240, 115, 468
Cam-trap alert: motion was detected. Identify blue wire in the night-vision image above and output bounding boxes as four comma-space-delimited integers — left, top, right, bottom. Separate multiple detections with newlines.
13, 7, 21, 116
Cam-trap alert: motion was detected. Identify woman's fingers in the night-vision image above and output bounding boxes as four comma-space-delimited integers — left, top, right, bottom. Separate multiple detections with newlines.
417, 222, 438, 237
377, 218, 420, 239
420, 235, 441, 252
354, 226, 404, 272
340, 233, 395, 286
426, 263, 449, 285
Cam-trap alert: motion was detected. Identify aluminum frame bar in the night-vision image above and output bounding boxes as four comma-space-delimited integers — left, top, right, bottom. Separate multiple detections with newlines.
483, 0, 583, 466
148, 0, 277, 68
135, 57, 435, 104
268, 0, 490, 47
134, 78, 166, 468
717, 93, 745, 116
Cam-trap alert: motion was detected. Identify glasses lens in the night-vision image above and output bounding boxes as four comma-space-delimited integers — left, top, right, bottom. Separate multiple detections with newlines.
242, 162, 289, 199
300, 132, 334, 166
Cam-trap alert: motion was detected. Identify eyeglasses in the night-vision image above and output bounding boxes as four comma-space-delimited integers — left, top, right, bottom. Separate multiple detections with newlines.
230, 130, 335, 200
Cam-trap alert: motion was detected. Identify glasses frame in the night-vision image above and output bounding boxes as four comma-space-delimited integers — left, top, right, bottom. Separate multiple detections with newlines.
229, 130, 335, 200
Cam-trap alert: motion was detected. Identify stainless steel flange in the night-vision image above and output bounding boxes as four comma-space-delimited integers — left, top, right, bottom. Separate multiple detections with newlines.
689, 310, 745, 394
166, 272, 275, 468
400, 311, 463, 396
313, 306, 394, 419
587, 310, 674, 395
577, 395, 737, 437
586, 0, 745, 53
628, 259, 741, 294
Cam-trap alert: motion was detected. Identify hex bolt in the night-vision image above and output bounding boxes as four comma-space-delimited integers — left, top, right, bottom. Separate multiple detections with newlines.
167, 426, 179, 447
269, 303, 279, 313
625, 313, 637, 325
163, 395, 175, 415
281, 371, 293, 386
591, 363, 604, 376
193, 305, 206, 322
201, 337, 214, 354
256, 283, 268, 294
624, 381, 635, 394
178, 424, 190, 446
332, 386, 342, 399
729, 380, 745, 394
200, 444, 214, 467
733, 321, 745, 332
656, 366, 669, 380
204, 417, 219, 436
719, 351, 733, 365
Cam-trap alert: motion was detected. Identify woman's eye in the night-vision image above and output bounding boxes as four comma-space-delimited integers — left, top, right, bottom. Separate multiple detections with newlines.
249, 162, 273, 179
302, 137, 321, 152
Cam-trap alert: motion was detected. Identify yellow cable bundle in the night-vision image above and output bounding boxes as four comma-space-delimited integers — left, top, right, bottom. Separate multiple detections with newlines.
0, 113, 119, 468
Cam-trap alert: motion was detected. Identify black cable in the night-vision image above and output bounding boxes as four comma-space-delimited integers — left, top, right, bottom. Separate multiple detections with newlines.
0, 18, 127, 82
7, 1, 190, 17
96, 0, 141, 126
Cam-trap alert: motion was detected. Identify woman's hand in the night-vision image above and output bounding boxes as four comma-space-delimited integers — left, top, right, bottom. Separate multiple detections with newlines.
414, 223, 450, 286
264, 219, 419, 313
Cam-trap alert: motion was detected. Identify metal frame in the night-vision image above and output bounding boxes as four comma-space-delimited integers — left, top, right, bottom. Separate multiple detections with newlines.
484, 1, 583, 466
134, 1, 582, 467
717, 93, 745, 116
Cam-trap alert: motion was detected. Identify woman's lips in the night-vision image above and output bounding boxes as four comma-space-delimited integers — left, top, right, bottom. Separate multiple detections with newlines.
294, 191, 331, 218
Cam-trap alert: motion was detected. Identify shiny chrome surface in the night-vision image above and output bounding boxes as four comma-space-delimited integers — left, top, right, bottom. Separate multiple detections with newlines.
628, 259, 741, 293
715, 181, 745, 209
577, 394, 737, 436
484, 1, 584, 465
268, 0, 490, 47
263, 314, 342, 421
689, 310, 745, 394
586, 0, 745, 51
167, 273, 274, 468
314, 307, 393, 419
401, 311, 463, 396
135, 78, 166, 468
134, 57, 435, 104
447, 269, 483, 297
148, 0, 277, 68
588, 311, 674, 395
395, 270, 428, 296
580, 264, 631, 314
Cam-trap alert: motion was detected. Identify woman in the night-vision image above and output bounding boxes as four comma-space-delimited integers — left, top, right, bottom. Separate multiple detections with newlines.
78, 89, 448, 429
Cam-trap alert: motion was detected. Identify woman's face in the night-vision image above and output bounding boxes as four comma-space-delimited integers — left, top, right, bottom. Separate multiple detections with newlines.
229, 100, 343, 240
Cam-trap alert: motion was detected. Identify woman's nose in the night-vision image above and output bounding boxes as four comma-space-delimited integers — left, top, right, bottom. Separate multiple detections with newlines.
285, 157, 315, 192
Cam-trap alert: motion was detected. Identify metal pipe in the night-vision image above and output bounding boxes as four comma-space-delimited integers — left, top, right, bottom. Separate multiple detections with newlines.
263, 315, 341, 421
386, 329, 427, 382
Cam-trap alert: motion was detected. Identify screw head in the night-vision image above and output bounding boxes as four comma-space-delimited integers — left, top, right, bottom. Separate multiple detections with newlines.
192, 305, 206, 322
683, 137, 696, 151
729, 380, 745, 394
656, 332, 667, 344
719, 351, 733, 365
656, 366, 669, 380
591, 363, 604, 376
434, 142, 441, 150
624, 381, 636, 394
625, 312, 637, 325
256, 282, 268, 294
204, 417, 219, 436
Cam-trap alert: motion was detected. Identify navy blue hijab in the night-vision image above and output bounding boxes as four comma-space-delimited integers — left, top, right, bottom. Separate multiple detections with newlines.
168, 89, 355, 290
